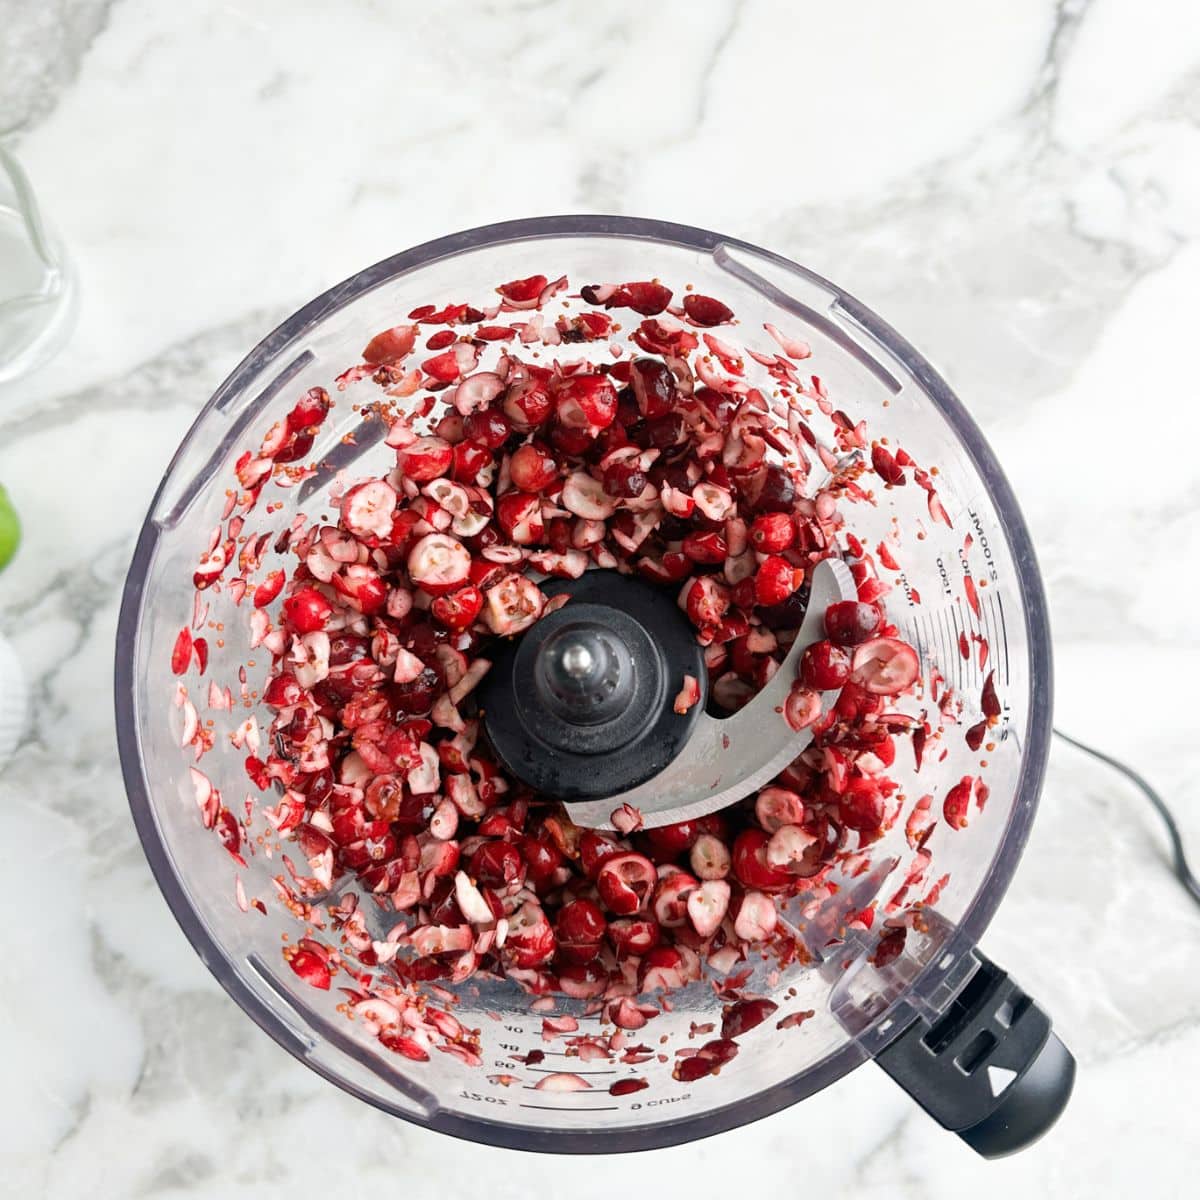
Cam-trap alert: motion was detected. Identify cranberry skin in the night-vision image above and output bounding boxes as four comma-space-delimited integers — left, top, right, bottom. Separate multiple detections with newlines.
463, 409, 512, 449
750, 512, 794, 553
682, 294, 734, 326
642, 820, 698, 863
557, 374, 618, 430
555, 899, 607, 964
391, 667, 441, 716
283, 587, 332, 633
745, 464, 797, 514
399, 621, 441, 661
639, 412, 685, 450
554, 902, 604, 945
470, 841, 524, 887
607, 915, 660, 957
840, 777, 886, 834
754, 556, 802, 607
498, 274, 547, 303
508, 443, 559, 492
732, 829, 793, 892
758, 588, 809, 631
682, 531, 728, 565
824, 600, 884, 646
800, 640, 852, 689
545, 516, 572, 554
430, 585, 483, 630
721, 997, 778, 1039
608, 281, 673, 316
427, 878, 466, 926
298, 768, 334, 806
602, 460, 649, 498
520, 836, 564, 888
579, 831, 622, 880
328, 633, 370, 666
629, 358, 677, 418
549, 424, 594, 458
451, 439, 492, 484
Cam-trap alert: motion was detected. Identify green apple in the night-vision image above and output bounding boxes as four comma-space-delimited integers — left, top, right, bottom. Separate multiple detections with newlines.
0, 485, 20, 571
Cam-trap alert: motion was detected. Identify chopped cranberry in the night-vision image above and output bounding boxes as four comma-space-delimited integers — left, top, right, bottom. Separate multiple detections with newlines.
430, 585, 483, 630
555, 374, 618, 431
508, 443, 558, 492
470, 841, 524, 887
682, 294, 734, 326
504, 379, 554, 430
362, 325, 417, 365
629, 358, 677, 417
851, 637, 920, 695
799, 640, 852, 690
601, 459, 649, 499
721, 998, 778, 1038
391, 667, 441, 716
497, 274, 548, 304
732, 829, 793, 892
743, 464, 797, 514
596, 853, 657, 915
555, 898, 607, 963
463, 408, 512, 448
451, 439, 492, 483
682, 530, 728, 564
521, 836, 565, 889
183, 268, 947, 1081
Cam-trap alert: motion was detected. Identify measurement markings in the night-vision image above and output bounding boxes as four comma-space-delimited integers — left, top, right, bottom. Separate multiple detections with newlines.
993, 590, 1011, 688
519, 1103, 619, 1112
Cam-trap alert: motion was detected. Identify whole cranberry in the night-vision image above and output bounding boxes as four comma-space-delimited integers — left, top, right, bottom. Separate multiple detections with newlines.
283, 587, 332, 633
824, 600, 883, 646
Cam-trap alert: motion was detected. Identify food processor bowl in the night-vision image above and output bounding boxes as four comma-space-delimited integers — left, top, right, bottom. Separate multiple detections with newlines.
116, 216, 1071, 1157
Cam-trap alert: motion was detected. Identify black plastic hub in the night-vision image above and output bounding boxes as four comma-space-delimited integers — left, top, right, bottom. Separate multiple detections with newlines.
479, 572, 707, 801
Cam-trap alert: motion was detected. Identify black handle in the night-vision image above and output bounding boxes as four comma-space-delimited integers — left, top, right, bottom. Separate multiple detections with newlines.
875, 950, 1075, 1158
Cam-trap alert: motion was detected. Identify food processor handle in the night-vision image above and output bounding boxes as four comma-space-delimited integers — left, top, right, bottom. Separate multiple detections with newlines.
875, 949, 1075, 1158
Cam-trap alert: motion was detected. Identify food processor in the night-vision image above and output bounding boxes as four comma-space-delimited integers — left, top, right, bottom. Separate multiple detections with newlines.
115, 215, 1073, 1158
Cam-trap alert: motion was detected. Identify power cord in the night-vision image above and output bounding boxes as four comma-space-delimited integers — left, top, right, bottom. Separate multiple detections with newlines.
1053, 728, 1200, 910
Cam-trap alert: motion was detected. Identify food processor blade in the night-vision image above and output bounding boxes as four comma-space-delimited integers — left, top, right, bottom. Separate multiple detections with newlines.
567, 557, 857, 829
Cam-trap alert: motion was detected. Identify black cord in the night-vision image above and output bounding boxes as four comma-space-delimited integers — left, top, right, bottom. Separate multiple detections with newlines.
1053, 727, 1200, 910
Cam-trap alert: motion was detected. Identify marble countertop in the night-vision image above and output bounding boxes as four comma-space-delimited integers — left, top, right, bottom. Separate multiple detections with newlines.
2, 1, 1199, 1195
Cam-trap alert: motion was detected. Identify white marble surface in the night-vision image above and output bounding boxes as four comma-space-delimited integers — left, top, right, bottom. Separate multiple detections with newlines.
2, 1, 1199, 1195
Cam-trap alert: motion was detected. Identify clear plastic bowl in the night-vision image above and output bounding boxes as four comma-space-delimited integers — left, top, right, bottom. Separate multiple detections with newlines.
116, 216, 1053, 1151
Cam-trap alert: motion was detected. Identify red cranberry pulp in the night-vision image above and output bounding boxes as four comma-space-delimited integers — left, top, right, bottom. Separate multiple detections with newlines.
169, 269, 995, 1081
